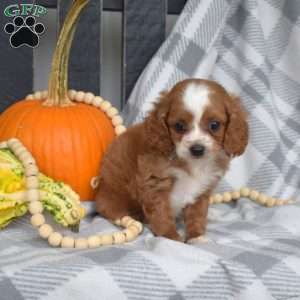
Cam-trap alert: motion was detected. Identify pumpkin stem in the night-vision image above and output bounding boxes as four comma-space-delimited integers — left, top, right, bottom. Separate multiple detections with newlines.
45, 0, 89, 107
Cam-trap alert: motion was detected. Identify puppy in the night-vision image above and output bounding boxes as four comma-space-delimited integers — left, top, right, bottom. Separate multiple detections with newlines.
95, 79, 248, 242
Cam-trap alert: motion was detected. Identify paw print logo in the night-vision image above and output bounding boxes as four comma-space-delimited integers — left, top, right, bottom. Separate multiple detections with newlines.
4, 16, 45, 48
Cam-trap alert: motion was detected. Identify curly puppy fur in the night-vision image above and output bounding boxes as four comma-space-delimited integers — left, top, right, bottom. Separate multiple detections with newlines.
95, 79, 248, 242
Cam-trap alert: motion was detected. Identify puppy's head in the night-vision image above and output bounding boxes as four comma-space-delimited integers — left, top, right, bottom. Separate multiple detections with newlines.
145, 79, 248, 160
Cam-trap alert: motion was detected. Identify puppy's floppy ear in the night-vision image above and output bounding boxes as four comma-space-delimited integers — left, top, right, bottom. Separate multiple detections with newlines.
223, 94, 249, 157
145, 91, 174, 156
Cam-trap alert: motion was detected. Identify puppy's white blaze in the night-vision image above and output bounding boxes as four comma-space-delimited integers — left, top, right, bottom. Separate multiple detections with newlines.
183, 83, 210, 123
176, 83, 213, 159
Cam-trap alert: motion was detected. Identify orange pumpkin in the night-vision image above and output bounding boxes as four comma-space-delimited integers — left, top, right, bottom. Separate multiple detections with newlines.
0, 0, 116, 200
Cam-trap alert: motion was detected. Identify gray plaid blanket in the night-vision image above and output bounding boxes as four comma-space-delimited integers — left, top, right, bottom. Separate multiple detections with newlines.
1, 0, 300, 299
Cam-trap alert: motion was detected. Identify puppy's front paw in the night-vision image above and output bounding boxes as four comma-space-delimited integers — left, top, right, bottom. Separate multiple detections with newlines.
187, 235, 210, 244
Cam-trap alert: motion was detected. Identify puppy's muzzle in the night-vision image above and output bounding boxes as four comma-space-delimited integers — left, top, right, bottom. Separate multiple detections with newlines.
189, 144, 205, 158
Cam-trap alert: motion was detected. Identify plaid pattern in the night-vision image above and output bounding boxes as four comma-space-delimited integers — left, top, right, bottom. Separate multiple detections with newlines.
1, 0, 300, 299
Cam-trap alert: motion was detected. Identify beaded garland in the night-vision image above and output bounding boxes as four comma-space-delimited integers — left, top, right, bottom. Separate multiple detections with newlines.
0, 90, 294, 247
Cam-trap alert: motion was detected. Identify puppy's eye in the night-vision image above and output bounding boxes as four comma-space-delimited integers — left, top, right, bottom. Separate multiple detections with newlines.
209, 120, 220, 132
174, 121, 187, 133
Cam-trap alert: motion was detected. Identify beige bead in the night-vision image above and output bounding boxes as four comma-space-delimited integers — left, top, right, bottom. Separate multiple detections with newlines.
112, 232, 126, 244
209, 196, 214, 204
68, 89, 77, 100
29, 201, 43, 214
27, 189, 40, 202
100, 101, 112, 112
112, 116, 123, 126
99, 234, 113, 246
213, 193, 223, 203
266, 197, 276, 207
25, 165, 39, 177
114, 219, 122, 226
249, 190, 259, 201
61, 236, 75, 248
231, 191, 240, 199
115, 125, 126, 136
75, 238, 88, 249
7, 138, 21, 149
0, 141, 8, 148
88, 235, 101, 248
41, 90, 48, 99
240, 187, 251, 197
14, 146, 27, 157
123, 229, 137, 242
39, 224, 53, 239
107, 107, 119, 118
276, 199, 285, 206
223, 192, 232, 202
120, 216, 135, 227
26, 94, 34, 100
26, 176, 39, 189
131, 221, 143, 233
34, 91, 42, 99
90, 176, 100, 189
48, 232, 63, 247
257, 194, 268, 205
127, 225, 140, 236
74, 91, 85, 102
84, 92, 95, 104
92, 96, 103, 107
31, 213, 45, 227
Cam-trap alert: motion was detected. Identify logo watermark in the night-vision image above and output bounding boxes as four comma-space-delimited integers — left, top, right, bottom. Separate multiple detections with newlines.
3, 4, 47, 48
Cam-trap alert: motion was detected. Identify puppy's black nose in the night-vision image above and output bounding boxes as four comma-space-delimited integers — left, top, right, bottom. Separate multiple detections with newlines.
190, 144, 205, 157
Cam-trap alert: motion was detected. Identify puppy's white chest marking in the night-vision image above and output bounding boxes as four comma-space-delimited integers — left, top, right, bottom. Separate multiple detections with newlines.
169, 161, 223, 216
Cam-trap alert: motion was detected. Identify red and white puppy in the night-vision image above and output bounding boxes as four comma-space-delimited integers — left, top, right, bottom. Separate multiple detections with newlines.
95, 79, 248, 242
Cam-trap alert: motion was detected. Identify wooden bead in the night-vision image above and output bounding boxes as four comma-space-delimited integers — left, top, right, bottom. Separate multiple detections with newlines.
48, 232, 63, 247
74, 91, 85, 102
99, 234, 113, 246
127, 225, 140, 236
68, 89, 77, 100
14, 146, 27, 157
257, 194, 268, 205
25, 165, 39, 177
84, 92, 95, 104
88, 235, 101, 248
100, 101, 111, 112
120, 216, 135, 227
61, 236, 75, 248
34, 91, 42, 99
112, 116, 123, 126
231, 191, 240, 199
131, 221, 143, 233
115, 125, 126, 136
112, 232, 126, 244
27, 189, 40, 202
29, 201, 43, 214
240, 187, 250, 197
107, 107, 119, 118
223, 192, 232, 202
90, 176, 100, 189
26, 94, 34, 100
41, 90, 48, 99
249, 190, 259, 201
39, 224, 53, 239
31, 213, 45, 227
209, 196, 214, 204
92, 96, 103, 107
266, 197, 276, 207
213, 193, 223, 203
75, 238, 88, 249
26, 176, 39, 189
276, 199, 285, 206
123, 229, 137, 242
0, 141, 8, 148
